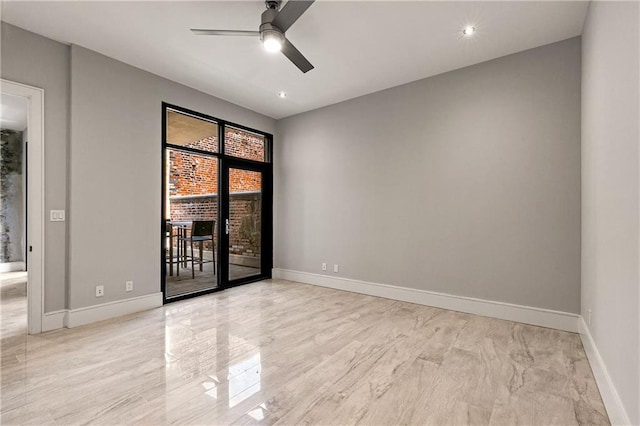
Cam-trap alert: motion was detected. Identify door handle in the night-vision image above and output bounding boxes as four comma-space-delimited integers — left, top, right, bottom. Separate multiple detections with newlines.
225, 219, 230, 235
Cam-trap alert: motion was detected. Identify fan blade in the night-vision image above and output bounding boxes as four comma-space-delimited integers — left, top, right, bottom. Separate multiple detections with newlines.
272, 0, 315, 32
191, 29, 260, 36
281, 38, 314, 73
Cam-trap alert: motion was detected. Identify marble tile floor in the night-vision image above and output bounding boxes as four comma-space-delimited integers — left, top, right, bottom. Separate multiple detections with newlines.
0, 271, 27, 339
0, 279, 609, 425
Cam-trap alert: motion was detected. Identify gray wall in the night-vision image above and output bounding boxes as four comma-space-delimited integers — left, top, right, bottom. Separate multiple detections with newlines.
68, 45, 275, 309
581, 2, 640, 424
1, 23, 69, 311
1, 23, 275, 311
275, 37, 582, 313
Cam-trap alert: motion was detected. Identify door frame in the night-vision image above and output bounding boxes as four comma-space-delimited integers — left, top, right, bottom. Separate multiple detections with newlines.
220, 158, 273, 288
161, 102, 273, 303
1, 79, 45, 334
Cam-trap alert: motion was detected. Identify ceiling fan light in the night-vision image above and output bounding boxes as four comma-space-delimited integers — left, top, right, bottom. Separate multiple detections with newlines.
261, 29, 284, 53
263, 37, 282, 52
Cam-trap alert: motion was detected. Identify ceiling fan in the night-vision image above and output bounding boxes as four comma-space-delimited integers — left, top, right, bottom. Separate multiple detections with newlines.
191, 0, 315, 73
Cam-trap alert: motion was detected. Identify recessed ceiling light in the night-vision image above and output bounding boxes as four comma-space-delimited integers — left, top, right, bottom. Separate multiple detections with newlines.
463, 26, 475, 36
278, 92, 287, 99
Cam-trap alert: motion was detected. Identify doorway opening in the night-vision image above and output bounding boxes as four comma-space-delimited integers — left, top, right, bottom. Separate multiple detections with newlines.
161, 104, 272, 303
0, 93, 27, 338
0, 79, 44, 335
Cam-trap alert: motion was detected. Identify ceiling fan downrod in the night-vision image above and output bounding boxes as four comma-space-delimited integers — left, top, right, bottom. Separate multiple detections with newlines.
265, 0, 281, 11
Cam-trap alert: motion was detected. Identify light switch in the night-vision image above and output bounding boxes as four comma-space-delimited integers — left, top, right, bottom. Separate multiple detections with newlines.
50, 210, 65, 222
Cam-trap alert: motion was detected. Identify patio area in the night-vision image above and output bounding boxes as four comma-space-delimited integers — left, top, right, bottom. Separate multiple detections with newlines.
165, 248, 259, 298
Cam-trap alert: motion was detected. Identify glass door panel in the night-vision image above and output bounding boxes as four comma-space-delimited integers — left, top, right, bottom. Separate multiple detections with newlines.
162, 103, 272, 303
164, 144, 219, 300
227, 168, 262, 281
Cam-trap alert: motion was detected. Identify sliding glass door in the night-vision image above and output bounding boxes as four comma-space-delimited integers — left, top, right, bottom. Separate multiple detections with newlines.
161, 104, 272, 303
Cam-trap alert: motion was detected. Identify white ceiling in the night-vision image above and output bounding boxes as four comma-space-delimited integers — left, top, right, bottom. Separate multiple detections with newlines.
1, 1, 588, 119
0, 92, 28, 131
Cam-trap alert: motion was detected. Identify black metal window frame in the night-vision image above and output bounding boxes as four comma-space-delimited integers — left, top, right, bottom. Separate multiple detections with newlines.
161, 102, 273, 304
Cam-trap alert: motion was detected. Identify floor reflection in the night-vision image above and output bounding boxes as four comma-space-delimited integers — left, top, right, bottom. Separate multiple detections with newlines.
202, 375, 220, 399
228, 352, 261, 407
195, 341, 262, 408
161, 290, 265, 423
0, 271, 27, 339
247, 403, 268, 421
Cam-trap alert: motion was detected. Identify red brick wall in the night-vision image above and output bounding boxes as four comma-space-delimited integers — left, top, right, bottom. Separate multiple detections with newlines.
169, 194, 261, 258
225, 127, 265, 162
166, 129, 265, 260
229, 168, 261, 194
169, 149, 218, 196
185, 135, 217, 152
168, 148, 262, 196
170, 196, 218, 222
229, 193, 261, 257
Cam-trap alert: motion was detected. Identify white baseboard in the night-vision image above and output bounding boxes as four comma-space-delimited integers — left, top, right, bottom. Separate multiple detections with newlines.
0, 262, 25, 273
272, 269, 580, 333
42, 310, 67, 332
66, 293, 163, 328
40, 293, 163, 331
579, 318, 631, 425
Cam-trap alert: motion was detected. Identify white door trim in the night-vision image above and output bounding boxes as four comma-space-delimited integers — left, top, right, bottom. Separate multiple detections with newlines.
1, 79, 45, 334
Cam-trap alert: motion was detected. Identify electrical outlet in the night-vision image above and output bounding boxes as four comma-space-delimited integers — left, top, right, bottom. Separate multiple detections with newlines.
322, 263, 327, 271
95, 285, 104, 297
333, 264, 339, 273
125, 281, 134, 292
588, 308, 592, 325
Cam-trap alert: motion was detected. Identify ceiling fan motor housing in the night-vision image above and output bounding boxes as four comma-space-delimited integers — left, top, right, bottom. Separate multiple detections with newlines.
260, 4, 285, 43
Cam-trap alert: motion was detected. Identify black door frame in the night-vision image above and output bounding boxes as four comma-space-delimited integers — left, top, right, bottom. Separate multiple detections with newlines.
220, 158, 273, 288
161, 102, 273, 304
